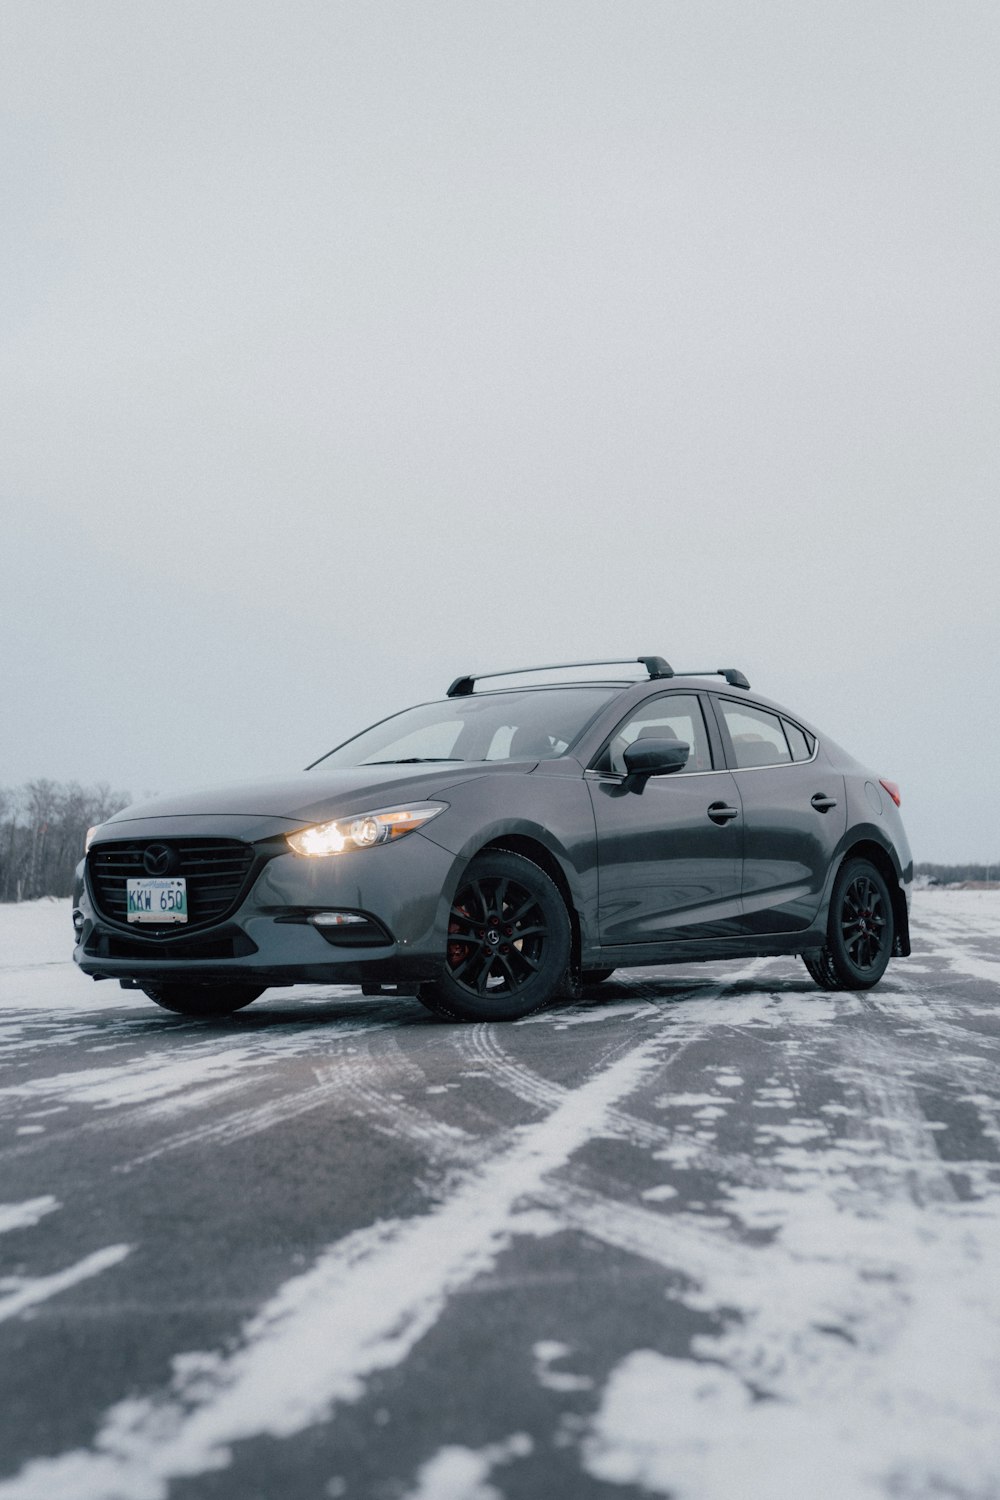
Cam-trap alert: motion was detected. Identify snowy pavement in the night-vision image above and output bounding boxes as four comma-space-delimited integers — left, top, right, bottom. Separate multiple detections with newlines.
0, 894, 998, 1499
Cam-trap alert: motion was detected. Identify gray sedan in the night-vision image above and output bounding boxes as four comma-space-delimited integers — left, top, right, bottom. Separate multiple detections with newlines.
74, 656, 912, 1021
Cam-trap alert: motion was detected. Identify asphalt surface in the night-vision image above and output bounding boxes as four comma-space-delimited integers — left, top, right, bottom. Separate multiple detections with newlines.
0, 892, 998, 1500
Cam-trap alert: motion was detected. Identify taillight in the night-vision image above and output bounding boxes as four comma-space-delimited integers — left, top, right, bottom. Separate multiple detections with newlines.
880, 779, 901, 807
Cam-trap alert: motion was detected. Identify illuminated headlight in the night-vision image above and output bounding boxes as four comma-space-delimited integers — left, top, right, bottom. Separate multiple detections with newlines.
85, 825, 101, 853
286, 801, 447, 857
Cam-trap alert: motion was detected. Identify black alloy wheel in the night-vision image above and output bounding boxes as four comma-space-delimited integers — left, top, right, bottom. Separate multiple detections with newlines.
141, 982, 263, 1017
418, 851, 571, 1022
803, 858, 894, 991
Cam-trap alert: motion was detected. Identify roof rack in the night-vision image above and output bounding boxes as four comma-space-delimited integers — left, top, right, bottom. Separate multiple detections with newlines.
673, 668, 751, 690
446, 656, 674, 698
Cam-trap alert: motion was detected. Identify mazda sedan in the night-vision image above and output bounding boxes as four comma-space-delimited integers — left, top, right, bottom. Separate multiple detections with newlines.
74, 656, 912, 1021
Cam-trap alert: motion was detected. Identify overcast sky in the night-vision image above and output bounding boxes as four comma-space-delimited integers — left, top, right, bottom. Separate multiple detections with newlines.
2, 2, 998, 862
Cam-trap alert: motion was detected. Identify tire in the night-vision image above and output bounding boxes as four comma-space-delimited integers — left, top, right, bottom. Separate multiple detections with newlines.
804, 858, 894, 991
417, 851, 572, 1022
141, 983, 263, 1017
801, 951, 839, 989
582, 967, 616, 986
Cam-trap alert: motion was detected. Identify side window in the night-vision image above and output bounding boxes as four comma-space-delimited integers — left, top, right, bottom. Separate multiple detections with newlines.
783, 719, 814, 762
719, 702, 792, 769
599, 695, 713, 777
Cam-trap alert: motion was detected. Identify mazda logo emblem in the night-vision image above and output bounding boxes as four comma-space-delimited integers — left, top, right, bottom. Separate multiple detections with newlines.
143, 844, 176, 876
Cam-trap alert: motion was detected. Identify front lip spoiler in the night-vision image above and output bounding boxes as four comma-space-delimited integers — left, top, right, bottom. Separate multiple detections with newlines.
77, 952, 442, 988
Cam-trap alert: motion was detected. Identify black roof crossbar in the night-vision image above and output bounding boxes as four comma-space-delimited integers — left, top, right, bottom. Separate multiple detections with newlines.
673, 668, 751, 690
446, 656, 675, 698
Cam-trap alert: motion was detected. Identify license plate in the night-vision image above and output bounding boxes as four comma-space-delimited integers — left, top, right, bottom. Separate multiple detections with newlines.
126, 878, 188, 923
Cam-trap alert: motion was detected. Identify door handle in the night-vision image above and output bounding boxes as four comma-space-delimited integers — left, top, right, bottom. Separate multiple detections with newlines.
708, 802, 739, 825
810, 793, 837, 813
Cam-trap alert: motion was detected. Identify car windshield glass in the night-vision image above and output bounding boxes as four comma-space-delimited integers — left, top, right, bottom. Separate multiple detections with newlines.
311, 687, 620, 768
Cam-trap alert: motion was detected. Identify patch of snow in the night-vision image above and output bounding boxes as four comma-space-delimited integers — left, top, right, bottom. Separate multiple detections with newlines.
533, 1342, 593, 1392
948, 954, 1000, 986
0, 899, 76, 968
0, 1245, 131, 1324
712, 1072, 743, 1088
0, 1047, 279, 1110
641, 1185, 679, 1203
0, 1197, 58, 1234
404, 1434, 531, 1500
654, 1093, 724, 1109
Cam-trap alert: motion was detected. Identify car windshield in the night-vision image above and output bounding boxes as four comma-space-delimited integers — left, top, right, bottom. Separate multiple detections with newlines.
311, 687, 620, 768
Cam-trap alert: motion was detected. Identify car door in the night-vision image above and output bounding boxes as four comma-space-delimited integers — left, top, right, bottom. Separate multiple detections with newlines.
586, 692, 744, 945
710, 696, 846, 934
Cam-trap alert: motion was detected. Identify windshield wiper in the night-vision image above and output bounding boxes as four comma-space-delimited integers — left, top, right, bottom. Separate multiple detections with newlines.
363, 757, 468, 765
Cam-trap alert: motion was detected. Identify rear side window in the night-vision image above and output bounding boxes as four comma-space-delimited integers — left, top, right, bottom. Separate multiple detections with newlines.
783, 719, 815, 762
719, 702, 792, 769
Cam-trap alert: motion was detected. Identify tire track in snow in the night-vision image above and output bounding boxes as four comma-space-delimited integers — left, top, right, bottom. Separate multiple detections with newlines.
0, 1023, 682, 1500
452, 962, 800, 1188
856, 972, 1000, 1176
131, 1030, 482, 1171
0, 1021, 400, 1172
316, 1026, 488, 1154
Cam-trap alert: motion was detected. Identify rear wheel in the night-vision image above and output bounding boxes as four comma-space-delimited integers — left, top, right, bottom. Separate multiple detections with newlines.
803, 858, 894, 991
418, 851, 571, 1022
141, 983, 263, 1017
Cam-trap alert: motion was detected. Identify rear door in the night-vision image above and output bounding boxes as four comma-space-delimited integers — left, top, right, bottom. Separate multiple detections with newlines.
710, 696, 846, 934
586, 692, 744, 945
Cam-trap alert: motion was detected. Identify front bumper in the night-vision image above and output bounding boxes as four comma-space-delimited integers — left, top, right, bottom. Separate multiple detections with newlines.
74, 827, 458, 990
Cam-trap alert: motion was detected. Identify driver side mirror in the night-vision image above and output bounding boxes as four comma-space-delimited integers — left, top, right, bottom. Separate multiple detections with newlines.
623, 738, 690, 789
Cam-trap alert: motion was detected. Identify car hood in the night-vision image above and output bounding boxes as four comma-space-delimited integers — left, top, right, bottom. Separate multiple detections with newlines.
101, 763, 516, 831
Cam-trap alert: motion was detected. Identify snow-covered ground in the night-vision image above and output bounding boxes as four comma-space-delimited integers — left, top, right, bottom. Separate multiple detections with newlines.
0, 897, 115, 1011
0, 892, 998, 1499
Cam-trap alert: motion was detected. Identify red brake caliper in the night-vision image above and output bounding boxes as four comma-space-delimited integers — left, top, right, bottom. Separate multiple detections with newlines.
447, 904, 472, 968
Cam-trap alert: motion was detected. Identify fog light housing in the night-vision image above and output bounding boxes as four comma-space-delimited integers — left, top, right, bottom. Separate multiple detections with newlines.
307, 911, 392, 948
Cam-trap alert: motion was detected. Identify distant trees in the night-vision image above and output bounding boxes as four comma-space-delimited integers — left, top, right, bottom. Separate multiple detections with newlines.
0, 782, 129, 902
915, 862, 999, 884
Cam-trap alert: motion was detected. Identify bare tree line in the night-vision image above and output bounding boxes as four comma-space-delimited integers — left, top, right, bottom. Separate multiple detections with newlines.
915, 862, 1000, 885
0, 781, 130, 902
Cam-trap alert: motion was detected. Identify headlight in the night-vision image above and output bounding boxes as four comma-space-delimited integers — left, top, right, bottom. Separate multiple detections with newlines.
285, 801, 447, 857
85, 825, 101, 853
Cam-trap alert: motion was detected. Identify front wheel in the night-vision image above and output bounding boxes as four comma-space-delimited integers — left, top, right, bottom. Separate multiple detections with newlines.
804, 858, 894, 991
418, 851, 572, 1022
141, 983, 263, 1017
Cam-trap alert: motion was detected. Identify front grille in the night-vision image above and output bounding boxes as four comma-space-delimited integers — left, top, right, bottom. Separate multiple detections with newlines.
88, 839, 256, 932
